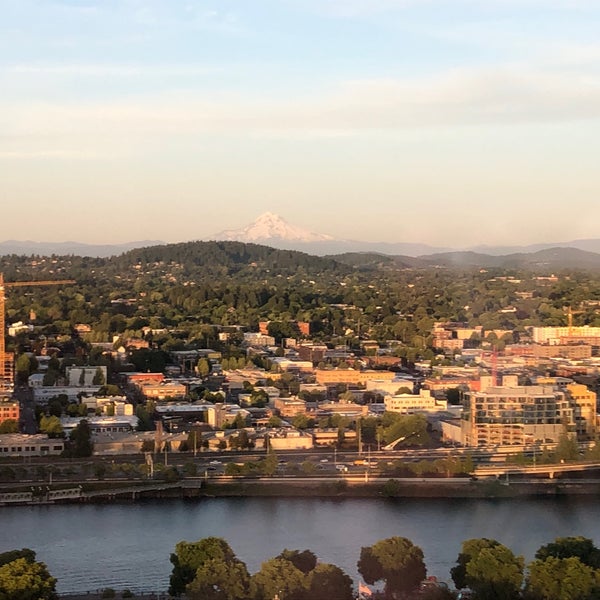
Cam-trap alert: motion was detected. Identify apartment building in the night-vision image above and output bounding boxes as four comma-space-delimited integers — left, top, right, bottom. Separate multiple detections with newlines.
461, 385, 574, 447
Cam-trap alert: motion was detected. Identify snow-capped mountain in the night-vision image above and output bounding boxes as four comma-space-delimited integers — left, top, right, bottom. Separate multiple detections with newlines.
214, 212, 334, 243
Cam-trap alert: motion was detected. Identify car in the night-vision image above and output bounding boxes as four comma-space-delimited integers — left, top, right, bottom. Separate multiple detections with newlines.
209, 460, 222, 466
320, 458, 329, 463
335, 464, 348, 472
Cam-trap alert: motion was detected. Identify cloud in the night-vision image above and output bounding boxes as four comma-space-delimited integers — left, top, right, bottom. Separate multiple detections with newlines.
1, 64, 599, 155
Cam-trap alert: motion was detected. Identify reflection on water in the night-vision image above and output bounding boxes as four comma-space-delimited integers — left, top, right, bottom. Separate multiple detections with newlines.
2, 496, 600, 594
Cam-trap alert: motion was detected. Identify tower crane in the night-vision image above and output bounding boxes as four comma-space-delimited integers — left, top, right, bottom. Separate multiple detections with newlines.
563, 306, 584, 337
0, 273, 75, 392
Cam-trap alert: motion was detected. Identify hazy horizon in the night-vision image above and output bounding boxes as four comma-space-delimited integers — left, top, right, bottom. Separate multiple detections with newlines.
2, 1, 599, 247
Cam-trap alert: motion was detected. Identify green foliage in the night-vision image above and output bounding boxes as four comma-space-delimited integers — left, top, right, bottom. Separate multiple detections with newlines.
0, 551, 57, 600
261, 453, 279, 477
276, 549, 317, 574
465, 543, 524, 600
525, 556, 600, 600
169, 537, 238, 597
101, 589, 116, 599
381, 479, 402, 497
186, 557, 251, 600
380, 412, 429, 447
92, 366, 106, 386
66, 419, 93, 457
451, 538, 502, 590
357, 536, 426, 598
0, 419, 18, 434
39, 415, 63, 438
535, 536, 600, 569
307, 563, 354, 600
250, 557, 307, 600
554, 434, 580, 463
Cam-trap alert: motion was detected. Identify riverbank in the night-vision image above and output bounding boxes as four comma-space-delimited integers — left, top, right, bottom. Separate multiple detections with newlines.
4, 475, 600, 505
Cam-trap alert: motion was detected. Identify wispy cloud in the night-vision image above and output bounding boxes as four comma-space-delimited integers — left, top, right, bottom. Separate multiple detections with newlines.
1, 62, 599, 158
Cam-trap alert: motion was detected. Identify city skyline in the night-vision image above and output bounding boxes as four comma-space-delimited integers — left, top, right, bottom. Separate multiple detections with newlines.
1, 0, 600, 246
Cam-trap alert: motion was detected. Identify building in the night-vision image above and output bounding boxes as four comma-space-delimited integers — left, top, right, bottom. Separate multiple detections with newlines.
0, 401, 19, 427
532, 326, 600, 345
66, 366, 107, 387
461, 384, 575, 447
565, 383, 597, 439
315, 369, 396, 386
384, 389, 448, 414
0, 434, 64, 456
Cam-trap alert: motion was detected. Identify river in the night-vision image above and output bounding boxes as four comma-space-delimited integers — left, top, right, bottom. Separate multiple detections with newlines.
2, 496, 600, 594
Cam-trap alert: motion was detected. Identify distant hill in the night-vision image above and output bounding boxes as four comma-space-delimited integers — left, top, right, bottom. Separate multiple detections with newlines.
420, 247, 600, 270
0, 239, 163, 258
326, 252, 427, 269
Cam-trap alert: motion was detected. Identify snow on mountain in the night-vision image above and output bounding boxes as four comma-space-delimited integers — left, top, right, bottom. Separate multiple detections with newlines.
214, 212, 335, 243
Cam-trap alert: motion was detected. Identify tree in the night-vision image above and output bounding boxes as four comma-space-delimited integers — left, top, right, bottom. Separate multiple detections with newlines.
525, 556, 600, 600
535, 536, 600, 569
554, 433, 579, 463
0, 419, 18, 434
277, 549, 317, 574
250, 557, 307, 600
169, 538, 238, 597
186, 556, 251, 600
357, 537, 426, 598
465, 543, 524, 600
39, 415, 63, 438
197, 358, 211, 378
307, 563, 354, 600
67, 419, 93, 457
451, 538, 502, 590
0, 550, 57, 600
92, 366, 106, 386
15, 353, 33, 385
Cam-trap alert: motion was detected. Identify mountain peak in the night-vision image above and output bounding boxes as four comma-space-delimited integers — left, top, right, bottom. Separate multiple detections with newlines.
214, 213, 334, 243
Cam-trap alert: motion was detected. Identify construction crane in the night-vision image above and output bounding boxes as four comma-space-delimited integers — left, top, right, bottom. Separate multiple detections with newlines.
0, 273, 75, 393
563, 306, 584, 337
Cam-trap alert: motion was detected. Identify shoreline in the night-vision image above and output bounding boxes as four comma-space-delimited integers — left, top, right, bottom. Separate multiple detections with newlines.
3, 475, 600, 505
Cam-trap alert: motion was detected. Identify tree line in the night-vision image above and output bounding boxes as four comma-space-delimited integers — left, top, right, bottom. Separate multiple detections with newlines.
168, 534, 600, 600
4, 534, 600, 599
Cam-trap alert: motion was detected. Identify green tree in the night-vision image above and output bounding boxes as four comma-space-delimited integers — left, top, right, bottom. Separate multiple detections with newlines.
92, 366, 106, 386
465, 543, 524, 600
197, 358, 211, 378
307, 563, 354, 600
186, 556, 251, 600
0, 551, 57, 600
0, 419, 18, 434
451, 538, 502, 590
357, 536, 426, 598
525, 556, 600, 600
39, 415, 63, 438
276, 549, 317, 574
250, 557, 307, 600
554, 434, 579, 463
169, 538, 238, 597
535, 536, 600, 569
67, 419, 93, 457
15, 353, 33, 385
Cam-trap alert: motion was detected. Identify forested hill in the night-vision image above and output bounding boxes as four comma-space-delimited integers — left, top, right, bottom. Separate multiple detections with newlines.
111, 240, 350, 276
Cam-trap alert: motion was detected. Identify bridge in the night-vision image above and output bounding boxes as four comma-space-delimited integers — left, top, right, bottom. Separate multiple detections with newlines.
474, 460, 600, 479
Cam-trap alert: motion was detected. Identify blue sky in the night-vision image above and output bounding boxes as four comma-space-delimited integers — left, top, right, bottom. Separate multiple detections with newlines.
1, 0, 600, 247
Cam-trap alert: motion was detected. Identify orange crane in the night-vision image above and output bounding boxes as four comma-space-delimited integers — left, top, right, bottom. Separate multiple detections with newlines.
0, 273, 75, 392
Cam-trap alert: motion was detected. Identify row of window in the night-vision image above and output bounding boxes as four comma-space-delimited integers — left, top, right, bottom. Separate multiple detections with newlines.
0, 445, 63, 452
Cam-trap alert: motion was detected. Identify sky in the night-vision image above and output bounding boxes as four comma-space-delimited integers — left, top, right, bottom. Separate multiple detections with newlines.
1, 0, 600, 248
